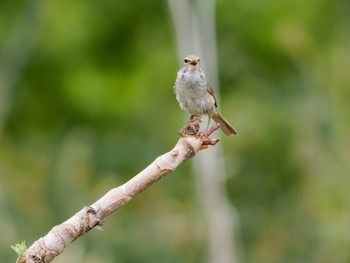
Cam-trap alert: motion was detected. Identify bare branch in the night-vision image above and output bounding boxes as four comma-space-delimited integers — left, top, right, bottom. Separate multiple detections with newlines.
18, 135, 212, 263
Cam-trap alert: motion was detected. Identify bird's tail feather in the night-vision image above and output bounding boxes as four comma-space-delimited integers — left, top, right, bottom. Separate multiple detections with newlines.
212, 112, 238, 136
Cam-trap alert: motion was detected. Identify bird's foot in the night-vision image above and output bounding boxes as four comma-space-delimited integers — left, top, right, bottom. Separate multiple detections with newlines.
203, 123, 220, 137
199, 137, 220, 149
179, 116, 220, 148
198, 123, 220, 149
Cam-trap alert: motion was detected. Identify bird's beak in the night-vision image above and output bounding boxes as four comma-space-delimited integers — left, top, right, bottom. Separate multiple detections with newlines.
189, 61, 198, 67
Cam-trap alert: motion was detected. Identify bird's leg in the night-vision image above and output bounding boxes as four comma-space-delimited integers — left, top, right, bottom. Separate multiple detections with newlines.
201, 114, 213, 135
203, 123, 220, 137
202, 114, 221, 137
201, 117, 220, 147
205, 115, 211, 132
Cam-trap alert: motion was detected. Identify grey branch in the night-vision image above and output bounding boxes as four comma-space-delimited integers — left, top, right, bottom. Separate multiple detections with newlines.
18, 136, 208, 263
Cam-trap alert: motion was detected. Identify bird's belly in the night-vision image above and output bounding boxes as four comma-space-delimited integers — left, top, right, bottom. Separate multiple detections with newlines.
177, 92, 215, 115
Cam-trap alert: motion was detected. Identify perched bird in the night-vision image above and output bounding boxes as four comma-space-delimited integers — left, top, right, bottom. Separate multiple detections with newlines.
174, 54, 238, 136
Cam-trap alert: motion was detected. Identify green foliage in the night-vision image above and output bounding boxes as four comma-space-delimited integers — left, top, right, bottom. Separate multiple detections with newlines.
1, 0, 350, 262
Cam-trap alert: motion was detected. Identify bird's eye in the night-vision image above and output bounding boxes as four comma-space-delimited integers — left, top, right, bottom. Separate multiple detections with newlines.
197, 58, 200, 62
184, 59, 189, 63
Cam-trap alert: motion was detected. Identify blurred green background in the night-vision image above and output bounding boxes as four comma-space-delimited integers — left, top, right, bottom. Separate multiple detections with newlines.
1, 0, 350, 262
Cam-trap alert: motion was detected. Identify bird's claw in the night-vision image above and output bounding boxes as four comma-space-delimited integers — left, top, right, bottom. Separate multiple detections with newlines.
198, 123, 220, 149
199, 137, 220, 149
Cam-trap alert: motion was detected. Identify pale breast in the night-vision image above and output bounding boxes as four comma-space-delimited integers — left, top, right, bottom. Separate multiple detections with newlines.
175, 69, 215, 115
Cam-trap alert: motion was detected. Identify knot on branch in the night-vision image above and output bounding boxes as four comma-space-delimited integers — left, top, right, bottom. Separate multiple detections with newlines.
82, 206, 102, 232
179, 115, 220, 149
179, 114, 201, 136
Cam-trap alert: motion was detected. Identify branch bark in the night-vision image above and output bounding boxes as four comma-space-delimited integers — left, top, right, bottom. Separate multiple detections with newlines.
17, 135, 213, 263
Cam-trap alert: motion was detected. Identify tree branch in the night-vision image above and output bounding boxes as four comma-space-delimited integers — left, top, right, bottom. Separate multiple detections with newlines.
17, 134, 215, 263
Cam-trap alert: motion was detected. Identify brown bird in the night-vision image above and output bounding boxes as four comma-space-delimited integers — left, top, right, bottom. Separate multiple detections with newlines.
174, 54, 238, 136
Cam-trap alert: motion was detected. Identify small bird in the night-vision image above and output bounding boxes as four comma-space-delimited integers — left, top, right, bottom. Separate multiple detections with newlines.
174, 54, 238, 136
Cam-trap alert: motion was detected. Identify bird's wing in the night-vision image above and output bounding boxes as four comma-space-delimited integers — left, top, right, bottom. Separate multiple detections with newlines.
207, 83, 218, 108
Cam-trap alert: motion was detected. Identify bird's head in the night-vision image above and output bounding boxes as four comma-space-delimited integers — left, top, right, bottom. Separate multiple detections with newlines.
182, 54, 201, 69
